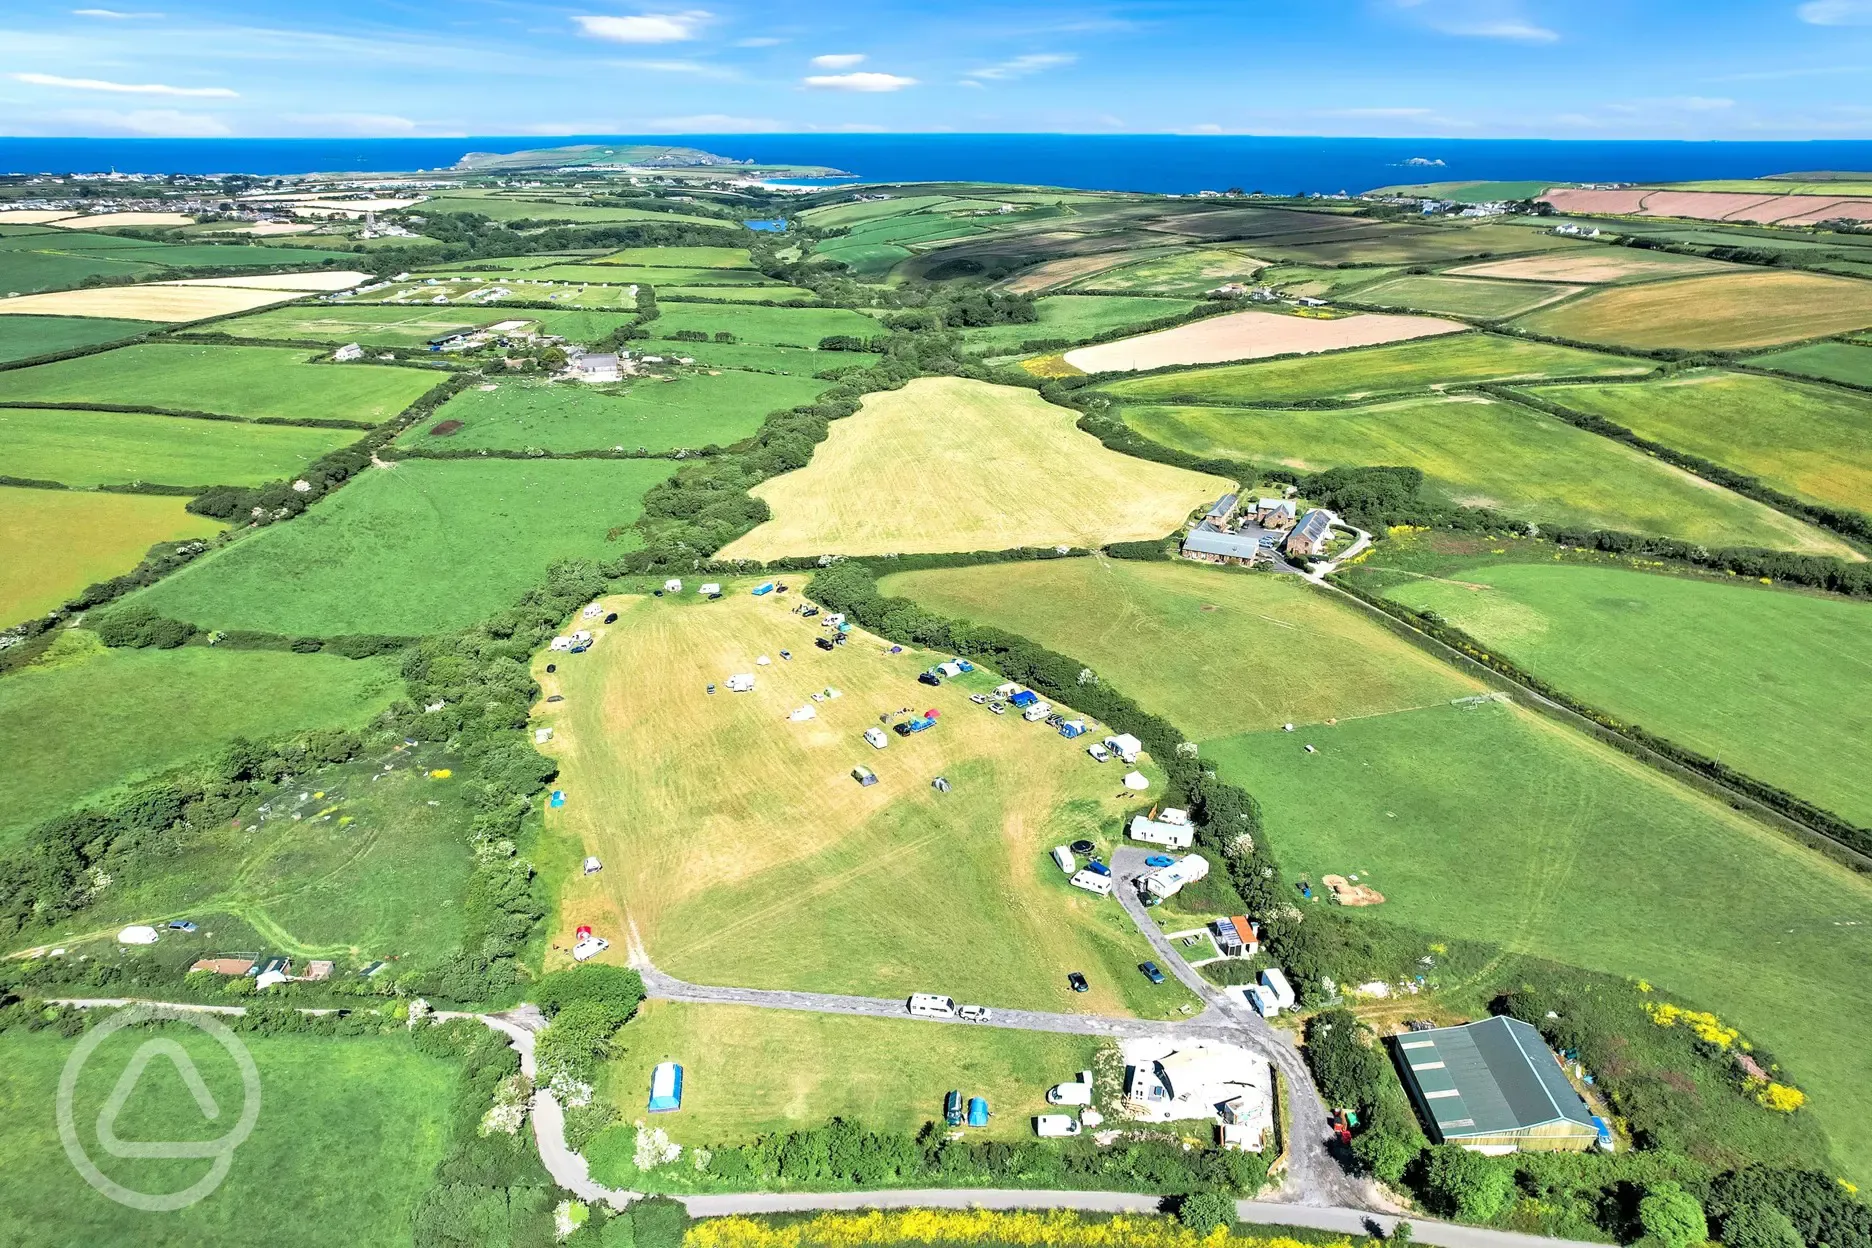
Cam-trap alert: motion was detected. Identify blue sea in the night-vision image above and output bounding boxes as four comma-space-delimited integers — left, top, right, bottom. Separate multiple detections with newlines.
5, 134, 1872, 195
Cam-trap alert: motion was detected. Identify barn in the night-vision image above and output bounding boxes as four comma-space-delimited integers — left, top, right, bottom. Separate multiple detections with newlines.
1391, 1016, 1599, 1153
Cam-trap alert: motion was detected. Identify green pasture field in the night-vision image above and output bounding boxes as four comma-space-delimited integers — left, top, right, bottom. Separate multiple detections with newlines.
418, 193, 732, 229
1366, 179, 1556, 202
1522, 371, 1872, 515
499, 282, 638, 310
131, 458, 673, 636
211, 304, 502, 347
525, 264, 775, 286
633, 338, 828, 375
132, 243, 358, 269
0, 314, 156, 363
799, 194, 958, 228
0, 343, 443, 423
831, 214, 985, 250
1258, 264, 1405, 299
0, 1027, 455, 1248
543, 587, 1195, 1020
0, 407, 357, 488
1748, 341, 1872, 389
879, 557, 1479, 741
1374, 561, 1872, 825
1350, 274, 1581, 319
598, 245, 754, 268
1124, 394, 1854, 555
809, 240, 910, 279
0, 246, 163, 294
649, 302, 883, 347
412, 253, 606, 273
0, 486, 222, 623
526, 307, 638, 343
407, 369, 832, 453
1068, 247, 1266, 296
959, 295, 1202, 353
0, 629, 398, 849
1255, 221, 1577, 266
1513, 270, 1872, 351
1099, 334, 1653, 405
592, 1001, 1102, 1153
1201, 700, 1872, 1181
660, 285, 817, 303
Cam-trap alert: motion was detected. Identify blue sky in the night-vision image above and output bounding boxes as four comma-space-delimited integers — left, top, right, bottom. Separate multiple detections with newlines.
2, 1, 1870, 139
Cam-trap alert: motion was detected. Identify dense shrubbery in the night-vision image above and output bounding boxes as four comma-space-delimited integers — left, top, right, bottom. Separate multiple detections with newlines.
531, 965, 647, 1081
1302, 1010, 1426, 1183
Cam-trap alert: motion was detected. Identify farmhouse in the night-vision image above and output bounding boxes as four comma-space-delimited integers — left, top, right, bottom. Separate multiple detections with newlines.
1284, 508, 1339, 558
332, 342, 363, 362
1122, 1037, 1274, 1143
569, 351, 623, 383
1181, 525, 1268, 567
1253, 498, 1298, 529
1203, 493, 1239, 527
1392, 1015, 1599, 1154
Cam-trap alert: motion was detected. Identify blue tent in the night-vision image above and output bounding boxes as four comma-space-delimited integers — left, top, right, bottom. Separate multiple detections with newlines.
967, 1096, 989, 1127
649, 1061, 684, 1113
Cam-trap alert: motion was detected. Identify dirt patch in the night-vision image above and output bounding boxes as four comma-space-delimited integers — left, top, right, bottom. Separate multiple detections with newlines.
1322, 873, 1385, 906
428, 419, 464, 437
1062, 308, 1465, 373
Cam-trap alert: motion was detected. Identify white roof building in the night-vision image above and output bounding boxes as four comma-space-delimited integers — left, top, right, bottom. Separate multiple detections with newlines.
1129, 814, 1195, 850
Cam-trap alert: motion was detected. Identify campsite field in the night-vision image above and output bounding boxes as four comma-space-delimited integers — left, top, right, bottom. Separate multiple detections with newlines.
1062, 308, 1466, 373
131, 458, 673, 636
1349, 274, 1582, 319
0, 343, 443, 423
961, 294, 1203, 353
0, 630, 399, 848
540, 587, 1196, 1020
880, 557, 1479, 741
0, 486, 221, 623
0, 406, 357, 487
210, 304, 505, 347
1522, 371, 1872, 515
1378, 562, 1872, 825
1747, 340, 1872, 389
0, 1028, 454, 1248
0, 314, 155, 364
1122, 394, 1852, 554
1512, 270, 1872, 350
525, 264, 774, 287
1201, 700, 1872, 1180
1098, 333, 1653, 404
717, 377, 1228, 560
1068, 247, 1266, 296
647, 303, 882, 347
593, 1001, 1102, 1150
599, 245, 754, 268
406, 369, 832, 453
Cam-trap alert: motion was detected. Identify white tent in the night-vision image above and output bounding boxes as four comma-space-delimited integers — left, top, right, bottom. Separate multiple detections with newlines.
117, 925, 159, 946
1122, 771, 1149, 791
788, 705, 817, 721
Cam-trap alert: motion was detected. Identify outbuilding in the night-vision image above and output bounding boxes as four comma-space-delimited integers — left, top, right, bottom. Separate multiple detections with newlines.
1391, 1015, 1600, 1154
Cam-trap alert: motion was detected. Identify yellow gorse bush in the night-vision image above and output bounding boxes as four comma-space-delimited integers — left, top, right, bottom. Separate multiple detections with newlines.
1643, 1001, 1740, 1049
1759, 1083, 1807, 1113
684, 1209, 1356, 1248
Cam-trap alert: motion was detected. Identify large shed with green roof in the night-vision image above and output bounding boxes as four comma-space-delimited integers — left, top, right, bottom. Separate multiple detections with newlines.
1391, 1015, 1599, 1153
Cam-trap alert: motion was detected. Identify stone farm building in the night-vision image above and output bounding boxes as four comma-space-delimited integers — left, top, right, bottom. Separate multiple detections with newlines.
1391, 1016, 1599, 1153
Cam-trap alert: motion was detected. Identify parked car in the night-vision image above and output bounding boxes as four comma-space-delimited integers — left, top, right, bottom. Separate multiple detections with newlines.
1144, 854, 1174, 868
167, 920, 197, 933
945, 1090, 964, 1127
779, 650, 791, 660
816, 637, 835, 650
988, 701, 1006, 715
604, 613, 618, 623
958, 1004, 992, 1023
1067, 972, 1089, 993
1139, 961, 1166, 985
917, 672, 941, 686
546, 694, 565, 703
706, 683, 716, 695
968, 693, 988, 705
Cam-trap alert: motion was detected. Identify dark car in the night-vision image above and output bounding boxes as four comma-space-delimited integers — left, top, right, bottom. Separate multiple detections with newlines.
1139, 961, 1166, 985
815, 637, 835, 651
944, 1089, 964, 1126
917, 672, 941, 686
1067, 972, 1089, 993
604, 613, 618, 623
545, 663, 556, 673
546, 694, 565, 703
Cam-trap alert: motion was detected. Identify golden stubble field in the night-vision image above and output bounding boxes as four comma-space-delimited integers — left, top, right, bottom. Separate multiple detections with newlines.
0, 284, 299, 322
1062, 307, 1465, 373
1515, 270, 1872, 350
536, 586, 1195, 1019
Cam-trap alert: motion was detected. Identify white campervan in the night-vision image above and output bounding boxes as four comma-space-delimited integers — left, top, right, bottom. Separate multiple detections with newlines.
907, 993, 957, 1018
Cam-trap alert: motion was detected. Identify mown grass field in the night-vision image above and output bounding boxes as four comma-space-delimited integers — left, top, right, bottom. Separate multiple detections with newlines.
1124, 395, 1850, 554
0, 407, 357, 487
0, 1027, 454, 1248
1513, 270, 1872, 350
1099, 334, 1652, 404
1201, 700, 1872, 1180
418, 193, 731, 229
1379, 562, 1872, 825
1523, 371, 1872, 515
1748, 341, 1872, 389
960, 295, 1202, 353
633, 338, 827, 375
599, 245, 754, 268
0, 629, 399, 849
1256, 221, 1578, 266
542, 587, 1196, 1020
525, 264, 774, 287
212, 304, 503, 347
648, 303, 883, 348
719, 377, 1228, 559
0, 485, 221, 622
407, 369, 832, 453
1256, 264, 1404, 300
132, 458, 673, 636
880, 557, 1479, 740
595, 1001, 1102, 1149
0, 314, 156, 364
0, 343, 443, 423
661, 285, 817, 303
1351, 274, 1582, 319
1068, 248, 1266, 296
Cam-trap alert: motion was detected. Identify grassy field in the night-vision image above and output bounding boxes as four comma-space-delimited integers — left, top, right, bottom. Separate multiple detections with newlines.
541, 587, 1197, 1020
0, 629, 399, 848
1449, 249, 1738, 284
1122, 394, 1854, 555
525, 264, 775, 287
132, 458, 672, 636
0, 407, 357, 487
418, 193, 731, 229
405, 370, 832, 453
211, 304, 504, 347
960, 295, 1202, 353
648, 303, 883, 347
0, 344, 443, 423
633, 338, 828, 375
1513, 270, 1872, 350
0, 314, 156, 363
1069, 248, 1266, 296
1377, 562, 1872, 825
1201, 700, 1872, 1181
661, 285, 818, 303
0, 486, 222, 622
1256, 222, 1578, 266
880, 557, 1479, 740
599, 245, 754, 268
0, 247, 163, 295
1748, 340, 1872, 389
1257, 264, 1405, 299
1099, 334, 1652, 404
1350, 274, 1582, 319
1522, 371, 1872, 515
718, 377, 1228, 559
0, 1027, 454, 1247
595, 1000, 1102, 1148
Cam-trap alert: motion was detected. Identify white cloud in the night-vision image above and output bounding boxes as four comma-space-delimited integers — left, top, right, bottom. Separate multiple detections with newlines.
614, 58, 738, 78
965, 52, 1075, 80
11, 71, 236, 97
1387, 1, 1559, 41
802, 71, 916, 91
1442, 19, 1557, 40
646, 113, 785, 131
1799, 0, 1872, 23
573, 11, 710, 43
1323, 106, 1436, 117
59, 107, 232, 136
810, 53, 865, 68
71, 8, 163, 16
282, 112, 424, 135
735, 36, 785, 47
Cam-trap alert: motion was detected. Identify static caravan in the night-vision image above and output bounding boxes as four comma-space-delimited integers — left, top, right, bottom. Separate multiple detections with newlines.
1240, 984, 1279, 1017
1260, 967, 1296, 1009
1033, 1115, 1081, 1138
1128, 814, 1194, 850
1139, 854, 1209, 901
1021, 701, 1053, 722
